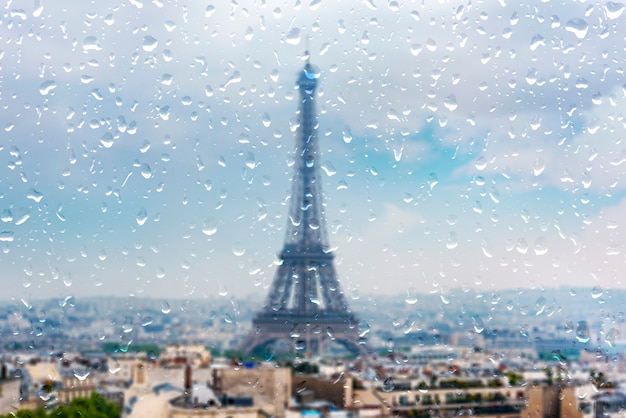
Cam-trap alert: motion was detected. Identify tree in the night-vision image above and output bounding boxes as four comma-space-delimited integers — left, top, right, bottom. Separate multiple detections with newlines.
0, 392, 120, 418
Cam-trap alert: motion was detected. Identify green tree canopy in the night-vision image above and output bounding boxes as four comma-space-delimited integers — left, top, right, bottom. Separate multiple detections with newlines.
0, 392, 120, 418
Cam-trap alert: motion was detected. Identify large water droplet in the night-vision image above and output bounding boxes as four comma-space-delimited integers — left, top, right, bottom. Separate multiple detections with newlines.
382, 377, 395, 392
100, 132, 115, 148
140, 163, 152, 179
443, 95, 457, 111
202, 217, 218, 236
142, 36, 159, 52
605, 2, 625, 19
161, 301, 171, 314
244, 26, 254, 41
0, 232, 15, 242
575, 321, 590, 343
136, 208, 148, 226
82, 36, 101, 51
591, 286, 603, 299
342, 126, 353, 144
565, 18, 589, 39
446, 232, 458, 249
73, 368, 91, 381
39, 80, 57, 95
164, 20, 176, 32
26, 189, 44, 203
286, 28, 301, 45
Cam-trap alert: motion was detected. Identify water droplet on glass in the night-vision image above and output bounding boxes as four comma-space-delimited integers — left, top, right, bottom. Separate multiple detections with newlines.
342, 126, 353, 144
136, 208, 148, 226
202, 217, 218, 236
140, 163, 152, 179
605, 1, 625, 19
39, 80, 57, 96
535, 297, 546, 316
286, 27, 301, 45
443, 95, 457, 111
296, 381, 307, 393
161, 301, 171, 314
475, 156, 487, 171
382, 377, 395, 392
245, 152, 256, 169
218, 284, 229, 297
326, 326, 335, 340
472, 315, 485, 333
575, 321, 590, 343
565, 18, 589, 39
164, 19, 176, 32
82, 36, 101, 51
320, 161, 336, 177
232, 243, 246, 256
405, 291, 418, 305
142, 35, 159, 52
262, 112, 271, 127
427, 173, 439, 191
73, 368, 91, 381
358, 322, 371, 338
533, 158, 545, 176
446, 232, 458, 250
100, 132, 115, 148
244, 26, 254, 40
0, 231, 15, 242
591, 286, 603, 299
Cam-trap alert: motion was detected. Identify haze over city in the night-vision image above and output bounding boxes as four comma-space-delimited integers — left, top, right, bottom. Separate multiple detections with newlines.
1, 0, 626, 301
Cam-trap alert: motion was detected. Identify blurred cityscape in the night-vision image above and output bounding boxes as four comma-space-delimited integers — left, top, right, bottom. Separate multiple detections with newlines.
0, 286, 625, 417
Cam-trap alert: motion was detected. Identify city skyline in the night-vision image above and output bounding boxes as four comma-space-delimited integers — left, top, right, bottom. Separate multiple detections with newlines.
1, 1, 626, 302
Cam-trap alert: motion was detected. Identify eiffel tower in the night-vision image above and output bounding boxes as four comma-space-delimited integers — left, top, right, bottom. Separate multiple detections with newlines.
241, 58, 365, 357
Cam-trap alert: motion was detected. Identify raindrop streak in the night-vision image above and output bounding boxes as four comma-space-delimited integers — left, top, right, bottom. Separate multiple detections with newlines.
472, 315, 485, 333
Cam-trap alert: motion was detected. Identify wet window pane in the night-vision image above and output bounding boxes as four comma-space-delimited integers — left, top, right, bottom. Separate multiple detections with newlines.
1, 0, 625, 389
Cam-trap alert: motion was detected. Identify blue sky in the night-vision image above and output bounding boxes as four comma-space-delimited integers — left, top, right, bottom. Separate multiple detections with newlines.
1, 0, 626, 302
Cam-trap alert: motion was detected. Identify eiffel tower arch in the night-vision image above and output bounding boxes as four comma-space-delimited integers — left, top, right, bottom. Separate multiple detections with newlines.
241, 58, 366, 357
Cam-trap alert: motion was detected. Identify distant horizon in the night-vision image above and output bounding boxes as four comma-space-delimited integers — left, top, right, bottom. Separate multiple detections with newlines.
4, 284, 618, 304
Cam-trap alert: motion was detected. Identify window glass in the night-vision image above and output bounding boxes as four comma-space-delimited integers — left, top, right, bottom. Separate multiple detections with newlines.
1, 0, 624, 357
